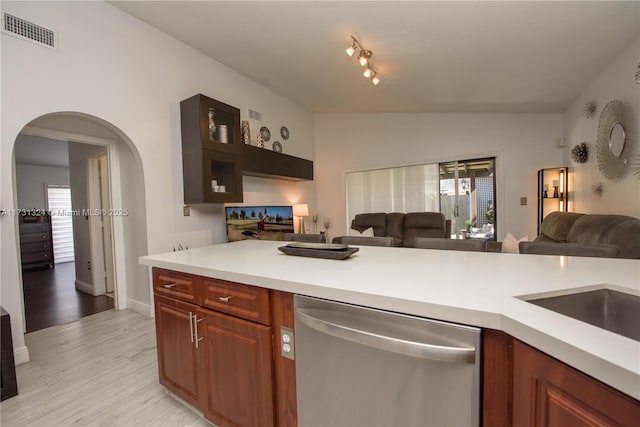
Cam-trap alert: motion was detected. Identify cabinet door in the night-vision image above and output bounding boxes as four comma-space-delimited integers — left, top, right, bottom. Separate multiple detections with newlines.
197, 308, 274, 427
513, 339, 640, 426
154, 294, 201, 408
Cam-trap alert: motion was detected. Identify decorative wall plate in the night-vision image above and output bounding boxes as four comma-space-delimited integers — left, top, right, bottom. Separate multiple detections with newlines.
280, 126, 290, 140
272, 141, 282, 153
596, 100, 634, 180
259, 126, 271, 142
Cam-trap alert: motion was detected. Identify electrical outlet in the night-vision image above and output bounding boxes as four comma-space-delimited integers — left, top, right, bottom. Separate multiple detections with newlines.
520, 197, 527, 206
280, 326, 294, 360
183, 205, 190, 216
87, 261, 91, 271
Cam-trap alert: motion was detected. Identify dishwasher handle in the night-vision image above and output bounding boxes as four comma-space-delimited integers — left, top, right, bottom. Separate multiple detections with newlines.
295, 308, 476, 364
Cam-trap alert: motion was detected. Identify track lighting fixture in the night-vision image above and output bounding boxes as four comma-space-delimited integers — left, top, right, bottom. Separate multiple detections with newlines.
345, 35, 381, 86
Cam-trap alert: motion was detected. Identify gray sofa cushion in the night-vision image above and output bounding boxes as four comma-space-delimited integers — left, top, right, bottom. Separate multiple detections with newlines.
332, 236, 394, 247
351, 213, 387, 237
414, 237, 487, 252
567, 214, 640, 259
537, 211, 584, 242
402, 212, 447, 247
385, 213, 405, 246
519, 241, 619, 258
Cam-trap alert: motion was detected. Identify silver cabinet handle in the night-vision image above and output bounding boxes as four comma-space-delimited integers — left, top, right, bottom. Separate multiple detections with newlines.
189, 312, 194, 343
164, 283, 176, 289
218, 295, 232, 302
295, 309, 476, 364
193, 315, 204, 348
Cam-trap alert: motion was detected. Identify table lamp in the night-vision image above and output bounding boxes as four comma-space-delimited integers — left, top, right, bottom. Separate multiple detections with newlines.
293, 204, 309, 234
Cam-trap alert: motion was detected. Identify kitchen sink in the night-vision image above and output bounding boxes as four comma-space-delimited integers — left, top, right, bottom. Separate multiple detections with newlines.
524, 289, 640, 341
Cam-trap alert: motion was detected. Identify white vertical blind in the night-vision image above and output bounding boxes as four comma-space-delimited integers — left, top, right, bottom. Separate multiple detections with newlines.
47, 186, 75, 264
346, 164, 439, 224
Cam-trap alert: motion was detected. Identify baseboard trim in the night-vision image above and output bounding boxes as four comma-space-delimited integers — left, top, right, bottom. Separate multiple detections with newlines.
126, 298, 152, 318
14, 345, 30, 366
75, 279, 96, 295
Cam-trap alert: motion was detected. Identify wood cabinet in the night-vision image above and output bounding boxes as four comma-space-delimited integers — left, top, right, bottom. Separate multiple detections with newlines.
154, 294, 202, 408
537, 167, 568, 234
242, 145, 313, 181
198, 308, 274, 427
483, 329, 640, 427
180, 93, 314, 204
152, 268, 297, 427
19, 213, 54, 270
181, 94, 243, 203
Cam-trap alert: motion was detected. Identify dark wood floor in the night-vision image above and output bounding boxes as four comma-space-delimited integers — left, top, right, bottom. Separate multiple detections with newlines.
22, 262, 114, 332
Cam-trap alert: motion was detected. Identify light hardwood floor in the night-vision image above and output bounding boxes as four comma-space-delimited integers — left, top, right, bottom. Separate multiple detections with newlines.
1, 309, 211, 426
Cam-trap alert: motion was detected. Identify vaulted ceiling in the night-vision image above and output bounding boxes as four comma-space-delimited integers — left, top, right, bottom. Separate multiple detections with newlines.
110, 1, 640, 113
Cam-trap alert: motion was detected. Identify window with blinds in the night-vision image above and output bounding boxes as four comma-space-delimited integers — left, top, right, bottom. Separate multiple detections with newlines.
346, 164, 440, 221
46, 186, 75, 264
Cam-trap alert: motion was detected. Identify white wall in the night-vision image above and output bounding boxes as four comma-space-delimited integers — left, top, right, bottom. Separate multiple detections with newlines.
563, 36, 640, 216
15, 164, 70, 209
314, 113, 564, 241
1, 1, 315, 362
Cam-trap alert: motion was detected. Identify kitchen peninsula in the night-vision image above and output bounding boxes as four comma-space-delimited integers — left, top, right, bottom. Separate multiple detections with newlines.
140, 240, 640, 426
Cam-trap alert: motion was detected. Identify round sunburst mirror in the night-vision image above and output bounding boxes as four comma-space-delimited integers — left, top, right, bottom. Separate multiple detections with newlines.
596, 100, 634, 180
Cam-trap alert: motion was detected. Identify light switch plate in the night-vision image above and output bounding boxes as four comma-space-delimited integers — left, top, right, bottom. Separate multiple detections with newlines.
520, 197, 527, 206
183, 205, 190, 216
280, 326, 294, 360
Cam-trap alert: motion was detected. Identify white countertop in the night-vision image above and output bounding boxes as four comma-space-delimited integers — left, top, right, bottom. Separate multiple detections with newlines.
140, 240, 640, 400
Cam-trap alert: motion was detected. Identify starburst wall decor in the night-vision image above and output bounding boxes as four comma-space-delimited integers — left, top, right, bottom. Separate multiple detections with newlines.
582, 100, 597, 118
570, 142, 589, 163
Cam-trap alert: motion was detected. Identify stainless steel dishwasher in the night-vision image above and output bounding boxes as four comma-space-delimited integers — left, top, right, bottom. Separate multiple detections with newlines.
294, 295, 481, 427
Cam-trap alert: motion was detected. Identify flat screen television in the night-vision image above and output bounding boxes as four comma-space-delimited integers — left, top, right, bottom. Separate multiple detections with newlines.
225, 205, 294, 242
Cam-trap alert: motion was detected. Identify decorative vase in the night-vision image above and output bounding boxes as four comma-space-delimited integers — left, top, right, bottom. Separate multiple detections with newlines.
256, 132, 264, 148
208, 110, 216, 141
241, 120, 250, 145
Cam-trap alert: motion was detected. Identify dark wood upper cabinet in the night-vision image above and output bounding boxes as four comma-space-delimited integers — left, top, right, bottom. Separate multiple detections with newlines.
180, 94, 241, 154
242, 145, 313, 181
180, 93, 314, 204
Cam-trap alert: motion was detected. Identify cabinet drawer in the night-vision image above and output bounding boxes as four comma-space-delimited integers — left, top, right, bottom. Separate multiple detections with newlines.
20, 232, 50, 244
202, 278, 270, 325
21, 251, 53, 264
153, 268, 199, 304
20, 223, 49, 234
21, 242, 52, 254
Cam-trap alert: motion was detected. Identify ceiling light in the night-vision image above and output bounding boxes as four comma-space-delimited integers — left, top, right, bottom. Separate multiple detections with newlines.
344, 35, 382, 87
358, 50, 372, 66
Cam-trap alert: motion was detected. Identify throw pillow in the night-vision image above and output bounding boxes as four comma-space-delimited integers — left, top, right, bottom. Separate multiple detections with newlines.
349, 227, 375, 237
501, 232, 529, 253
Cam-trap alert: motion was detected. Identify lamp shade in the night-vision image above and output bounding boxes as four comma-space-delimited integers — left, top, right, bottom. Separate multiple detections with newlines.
293, 204, 309, 217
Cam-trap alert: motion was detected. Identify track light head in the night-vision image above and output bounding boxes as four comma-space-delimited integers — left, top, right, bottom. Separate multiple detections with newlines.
346, 46, 356, 57
358, 50, 372, 66
371, 75, 380, 86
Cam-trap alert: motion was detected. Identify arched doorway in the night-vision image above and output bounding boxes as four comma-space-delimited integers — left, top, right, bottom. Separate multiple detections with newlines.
12, 112, 149, 331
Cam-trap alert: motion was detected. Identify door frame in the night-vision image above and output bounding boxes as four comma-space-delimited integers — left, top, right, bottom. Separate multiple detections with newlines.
21, 125, 127, 310
87, 151, 115, 296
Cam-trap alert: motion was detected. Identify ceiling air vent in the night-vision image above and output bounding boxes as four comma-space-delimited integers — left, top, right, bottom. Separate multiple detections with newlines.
2, 12, 56, 49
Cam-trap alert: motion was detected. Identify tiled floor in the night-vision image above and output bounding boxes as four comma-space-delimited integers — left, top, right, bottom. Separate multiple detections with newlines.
0, 309, 211, 426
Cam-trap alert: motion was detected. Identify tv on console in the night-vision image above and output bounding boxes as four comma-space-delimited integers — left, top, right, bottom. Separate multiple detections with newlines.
225, 205, 294, 242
